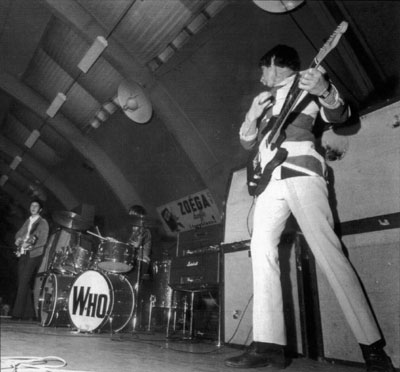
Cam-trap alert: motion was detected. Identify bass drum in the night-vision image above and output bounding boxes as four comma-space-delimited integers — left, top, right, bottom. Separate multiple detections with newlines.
38, 273, 75, 327
68, 270, 135, 333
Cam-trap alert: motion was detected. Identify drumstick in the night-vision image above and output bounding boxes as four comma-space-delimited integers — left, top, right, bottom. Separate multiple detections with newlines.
86, 230, 104, 239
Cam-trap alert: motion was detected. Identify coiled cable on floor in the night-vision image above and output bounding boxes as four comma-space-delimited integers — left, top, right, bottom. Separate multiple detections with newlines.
0, 356, 92, 372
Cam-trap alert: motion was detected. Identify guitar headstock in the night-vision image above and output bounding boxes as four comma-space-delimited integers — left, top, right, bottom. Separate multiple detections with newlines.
314, 21, 348, 67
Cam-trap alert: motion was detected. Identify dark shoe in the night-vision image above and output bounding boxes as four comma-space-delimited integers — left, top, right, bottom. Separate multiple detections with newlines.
224, 342, 287, 369
360, 340, 395, 372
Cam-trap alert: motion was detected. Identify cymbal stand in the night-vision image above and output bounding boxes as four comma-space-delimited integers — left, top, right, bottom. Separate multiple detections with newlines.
182, 296, 188, 336
131, 244, 143, 331
147, 295, 156, 331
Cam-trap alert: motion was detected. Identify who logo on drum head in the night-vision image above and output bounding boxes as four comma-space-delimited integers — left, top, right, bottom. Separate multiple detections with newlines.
68, 270, 134, 333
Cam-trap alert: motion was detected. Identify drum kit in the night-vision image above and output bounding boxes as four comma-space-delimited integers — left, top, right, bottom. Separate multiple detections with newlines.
38, 211, 146, 334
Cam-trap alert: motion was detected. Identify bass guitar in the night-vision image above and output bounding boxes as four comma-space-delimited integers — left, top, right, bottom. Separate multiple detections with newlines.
247, 21, 348, 197
15, 234, 38, 257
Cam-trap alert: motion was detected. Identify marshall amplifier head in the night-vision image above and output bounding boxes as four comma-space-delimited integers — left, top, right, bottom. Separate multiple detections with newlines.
169, 252, 220, 291
177, 224, 223, 257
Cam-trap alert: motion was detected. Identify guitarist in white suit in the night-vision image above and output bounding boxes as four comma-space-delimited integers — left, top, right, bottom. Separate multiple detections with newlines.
225, 45, 394, 372
11, 198, 49, 320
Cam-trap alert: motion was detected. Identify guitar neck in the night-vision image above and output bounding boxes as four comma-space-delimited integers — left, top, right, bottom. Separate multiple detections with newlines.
266, 21, 348, 146
268, 59, 320, 146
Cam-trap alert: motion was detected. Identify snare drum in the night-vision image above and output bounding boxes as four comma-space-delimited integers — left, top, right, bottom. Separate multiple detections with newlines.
68, 270, 135, 333
38, 273, 75, 327
97, 241, 133, 273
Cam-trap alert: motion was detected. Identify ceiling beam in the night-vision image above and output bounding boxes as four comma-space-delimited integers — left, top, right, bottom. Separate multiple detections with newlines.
307, 1, 375, 98
0, 134, 79, 209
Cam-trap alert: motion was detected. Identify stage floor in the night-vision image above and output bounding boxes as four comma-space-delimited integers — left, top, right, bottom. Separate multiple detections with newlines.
1, 317, 368, 372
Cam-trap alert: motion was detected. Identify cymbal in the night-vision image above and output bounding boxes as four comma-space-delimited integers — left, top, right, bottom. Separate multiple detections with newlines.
52, 210, 92, 231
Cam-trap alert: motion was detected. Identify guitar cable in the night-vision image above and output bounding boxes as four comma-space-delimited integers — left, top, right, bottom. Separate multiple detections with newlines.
246, 197, 256, 239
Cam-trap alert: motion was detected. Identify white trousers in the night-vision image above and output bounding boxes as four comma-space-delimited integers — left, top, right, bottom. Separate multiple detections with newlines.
251, 176, 381, 346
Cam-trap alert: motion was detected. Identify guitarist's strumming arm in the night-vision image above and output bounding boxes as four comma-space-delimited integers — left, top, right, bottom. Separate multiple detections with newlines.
239, 116, 258, 150
239, 91, 274, 150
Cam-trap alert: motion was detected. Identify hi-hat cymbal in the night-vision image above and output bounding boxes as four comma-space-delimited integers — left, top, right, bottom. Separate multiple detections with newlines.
52, 210, 92, 231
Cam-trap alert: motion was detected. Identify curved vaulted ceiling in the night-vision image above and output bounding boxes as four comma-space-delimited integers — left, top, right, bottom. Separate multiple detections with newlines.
0, 0, 399, 235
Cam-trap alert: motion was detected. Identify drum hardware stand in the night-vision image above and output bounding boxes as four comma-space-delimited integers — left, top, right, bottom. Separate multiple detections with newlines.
130, 242, 144, 332
167, 295, 195, 340
182, 292, 196, 340
108, 316, 114, 336
166, 306, 173, 338
166, 300, 178, 338
147, 295, 156, 331
182, 295, 189, 337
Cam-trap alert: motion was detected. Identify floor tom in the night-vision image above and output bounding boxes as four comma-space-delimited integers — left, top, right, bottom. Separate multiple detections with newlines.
151, 259, 175, 308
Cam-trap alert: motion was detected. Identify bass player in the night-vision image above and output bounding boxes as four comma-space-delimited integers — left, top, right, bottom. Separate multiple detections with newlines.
11, 198, 49, 320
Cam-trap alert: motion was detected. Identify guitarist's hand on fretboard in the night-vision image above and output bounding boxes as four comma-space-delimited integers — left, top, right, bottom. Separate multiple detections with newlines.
299, 68, 330, 97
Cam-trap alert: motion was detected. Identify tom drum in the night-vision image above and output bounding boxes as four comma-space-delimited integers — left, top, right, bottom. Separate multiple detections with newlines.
97, 241, 133, 273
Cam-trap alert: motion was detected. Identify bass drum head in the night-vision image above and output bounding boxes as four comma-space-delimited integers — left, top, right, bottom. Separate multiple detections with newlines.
39, 273, 74, 327
68, 270, 134, 333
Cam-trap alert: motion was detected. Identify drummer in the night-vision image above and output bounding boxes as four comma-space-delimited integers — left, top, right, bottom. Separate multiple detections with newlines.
127, 205, 152, 280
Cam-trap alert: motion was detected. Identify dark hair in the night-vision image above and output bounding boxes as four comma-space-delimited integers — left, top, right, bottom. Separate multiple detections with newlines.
259, 45, 300, 71
31, 198, 44, 210
129, 204, 147, 217
161, 208, 170, 218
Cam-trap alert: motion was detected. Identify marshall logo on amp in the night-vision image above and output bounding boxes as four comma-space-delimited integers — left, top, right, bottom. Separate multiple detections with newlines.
169, 252, 219, 291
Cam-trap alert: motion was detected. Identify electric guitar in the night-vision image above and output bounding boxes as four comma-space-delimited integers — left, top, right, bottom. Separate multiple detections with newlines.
15, 234, 38, 257
247, 21, 348, 197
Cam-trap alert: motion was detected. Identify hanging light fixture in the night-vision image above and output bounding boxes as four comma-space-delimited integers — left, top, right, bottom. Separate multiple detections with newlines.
0, 175, 8, 187
253, 0, 305, 13
10, 156, 22, 170
24, 130, 41, 149
117, 80, 152, 124
46, 92, 67, 117
78, 36, 108, 73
